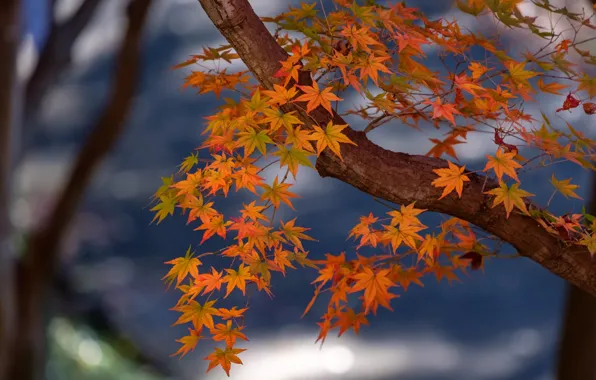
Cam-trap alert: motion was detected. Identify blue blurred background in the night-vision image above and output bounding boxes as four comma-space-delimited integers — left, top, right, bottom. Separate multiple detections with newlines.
13, 0, 596, 379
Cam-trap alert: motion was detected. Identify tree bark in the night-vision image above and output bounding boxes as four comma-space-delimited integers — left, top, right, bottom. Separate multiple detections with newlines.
555, 172, 596, 380
197, 0, 596, 296
6, 1, 153, 379
0, 0, 21, 378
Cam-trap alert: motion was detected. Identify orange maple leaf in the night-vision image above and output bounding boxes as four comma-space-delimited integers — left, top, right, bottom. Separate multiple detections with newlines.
349, 267, 397, 314
171, 328, 203, 358
483, 148, 522, 183
223, 263, 251, 297
424, 98, 462, 126
205, 347, 246, 377
173, 299, 218, 331
431, 161, 470, 199
163, 246, 201, 287
293, 81, 343, 114
210, 320, 249, 348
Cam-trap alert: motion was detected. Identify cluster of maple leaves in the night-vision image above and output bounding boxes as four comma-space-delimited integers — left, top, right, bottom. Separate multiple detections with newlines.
153, 0, 596, 375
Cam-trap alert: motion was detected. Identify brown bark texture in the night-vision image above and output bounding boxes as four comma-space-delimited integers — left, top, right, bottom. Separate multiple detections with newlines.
197, 0, 596, 296
555, 172, 596, 380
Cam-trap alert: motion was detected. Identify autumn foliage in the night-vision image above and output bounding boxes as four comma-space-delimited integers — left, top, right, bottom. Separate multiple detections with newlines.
154, 0, 596, 375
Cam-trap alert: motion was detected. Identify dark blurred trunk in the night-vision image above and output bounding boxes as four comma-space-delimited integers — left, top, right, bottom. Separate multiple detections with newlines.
3, 1, 153, 379
0, 0, 20, 378
556, 173, 596, 380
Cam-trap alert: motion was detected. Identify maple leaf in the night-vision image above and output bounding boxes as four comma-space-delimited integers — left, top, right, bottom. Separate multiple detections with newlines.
171, 328, 203, 358
210, 320, 249, 348
550, 174, 582, 200
197, 267, 225, 294
280, 218, 317, 251
181, 195, 217, 225
483, 148, 522, 183
172, 171, 203, 198
237, 127, 274, 156
240, 201, 269, 223
224, 264, 251, 297
578, 74, 596, 98
349, 267, 397, 314
424, 98, 462, 126
334, 307, 369, 337
454, 73, 484, 96
432, 161, 470, 199
293, 81, 343, 114
505, 61, 538, 87
387, 203, 426, 227
260, 176, 299, 210
261, 108, 303, 132
485, 182, 534, 218
234, 164, 265, 194
273, 247, 296, 275
356, 53, 392, 85
580, 232, 596, 257
173, 299, 218, 331
205, 347, 246, 377
216, 306, 248, 320
262, 84, 299, 105
178, 153, 199, 173
382, 223, 425, 252
274, 146, 315, 179
429, 264, 460, 285
163, 246, 201, 287
309, 121, 357, 160
151, 195, 177, 224
340, 25, 382, 54
418, 234, 440, 263
537, 78, 568, 95
469, 62, 489, 80
194, 214, 232, 244
427, 136, 464, 160
390, 266, 424, 291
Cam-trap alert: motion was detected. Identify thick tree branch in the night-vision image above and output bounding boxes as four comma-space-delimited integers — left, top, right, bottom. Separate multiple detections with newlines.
197, 0, 596, 296
8, 1, 153, 378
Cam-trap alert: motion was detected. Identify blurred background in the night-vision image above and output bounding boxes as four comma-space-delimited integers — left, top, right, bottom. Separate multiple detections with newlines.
2, 0, 596, 379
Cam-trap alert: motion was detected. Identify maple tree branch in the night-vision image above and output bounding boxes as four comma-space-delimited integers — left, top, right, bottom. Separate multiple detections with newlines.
198, 0, 596, 296
8, 1, 153, 378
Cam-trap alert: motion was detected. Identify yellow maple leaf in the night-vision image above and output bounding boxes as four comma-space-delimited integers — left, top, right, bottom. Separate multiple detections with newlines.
309, 121, 357, 160
260, 176, 299, 210
431, 161, 470, 199
485, 182, 534, 218
171, 328, 203, 358
550, 173, 582, 200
